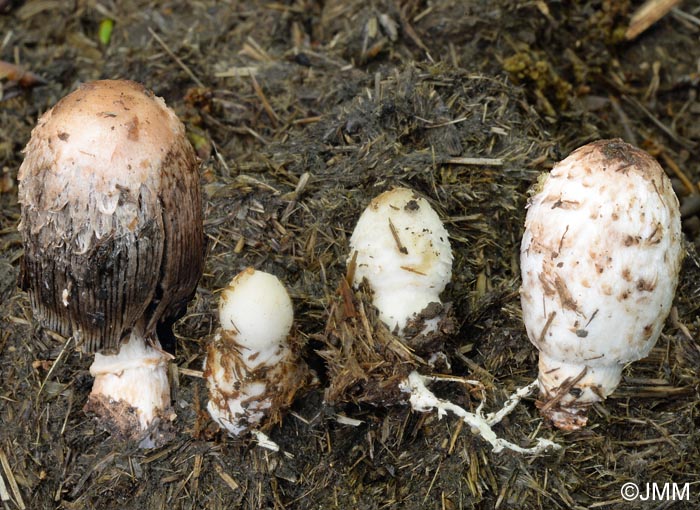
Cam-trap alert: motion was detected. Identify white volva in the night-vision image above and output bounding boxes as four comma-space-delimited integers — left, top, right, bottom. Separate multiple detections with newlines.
204, 268, 303, 436
520, 139, 683, 429
89, 332, 171, 439
348, 187, 453, 336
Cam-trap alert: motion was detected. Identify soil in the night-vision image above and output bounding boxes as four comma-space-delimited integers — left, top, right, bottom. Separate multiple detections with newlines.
1, 1, 699, 509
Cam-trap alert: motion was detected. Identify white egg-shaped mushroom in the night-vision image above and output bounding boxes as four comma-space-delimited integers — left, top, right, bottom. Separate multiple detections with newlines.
204, 268, 306, 436
348, 187, 453, 340
17, 80, 204, 444
520, 139, 683, 430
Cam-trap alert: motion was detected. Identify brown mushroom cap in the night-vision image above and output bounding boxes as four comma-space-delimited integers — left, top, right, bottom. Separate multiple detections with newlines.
18, 80, 203, 354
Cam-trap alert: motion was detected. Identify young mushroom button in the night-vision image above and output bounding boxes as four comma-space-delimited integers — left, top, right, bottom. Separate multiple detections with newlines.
348, 187, 453, 343
204, 268, 308, 436
17, 79, 204, 446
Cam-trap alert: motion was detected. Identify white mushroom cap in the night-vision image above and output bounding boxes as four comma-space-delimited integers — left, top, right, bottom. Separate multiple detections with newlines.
348, 187, 453, 334
19, 79, 190, 251
218, 268, 294, 368
520, 139, 683, 429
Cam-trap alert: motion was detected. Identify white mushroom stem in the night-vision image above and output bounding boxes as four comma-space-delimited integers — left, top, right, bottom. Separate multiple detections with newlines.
89, 332, 172, 432
399, 371, 560, 455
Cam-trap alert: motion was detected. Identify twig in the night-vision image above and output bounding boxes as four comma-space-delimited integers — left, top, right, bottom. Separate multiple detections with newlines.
214, 66, 258, 78
660, 151, 696, 194
0, 473, 9, 503
444, 157, 504, 166
388, 218, 407, 254
252, 430, 280, 452
608, 96, 638, 146
0, 60, 46, 87
626, 0, 681, 40
623, 95, 695, 149
37, 335, 73, 400
178, 367, 204, 378
250, 74, 279, 127
538, 367, 588, 415
214, 463, 240, 491
420, 116, 469, 128
672, 7, 700, 28
0, 449, 25, 510
148, 27, 205, 88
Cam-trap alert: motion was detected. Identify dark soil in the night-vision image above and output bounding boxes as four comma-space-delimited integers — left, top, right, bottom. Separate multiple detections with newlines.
1, 1, 699, 509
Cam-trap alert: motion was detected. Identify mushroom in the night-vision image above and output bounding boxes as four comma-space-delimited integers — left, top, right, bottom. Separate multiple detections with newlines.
18, 80, 204, 444
203, 268, 307, 436
520, 139, 683, 430
348, 187, 453, 348
343, 187, 558, 454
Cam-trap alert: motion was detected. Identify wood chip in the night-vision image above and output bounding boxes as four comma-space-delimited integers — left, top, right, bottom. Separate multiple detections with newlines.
214, 463, 240, 491
444, 157, 504, 166
626, 0, 681, 40
0, 449, 25, 510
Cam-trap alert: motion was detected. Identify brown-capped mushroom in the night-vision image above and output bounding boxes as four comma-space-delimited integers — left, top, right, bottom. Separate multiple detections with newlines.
18, 80, 203, 446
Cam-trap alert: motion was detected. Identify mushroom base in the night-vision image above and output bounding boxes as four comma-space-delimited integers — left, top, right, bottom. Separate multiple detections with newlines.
204, 334, 308, 436
373, 290, 441, 337
85, 333, 175, 446
536, 352, 623, 430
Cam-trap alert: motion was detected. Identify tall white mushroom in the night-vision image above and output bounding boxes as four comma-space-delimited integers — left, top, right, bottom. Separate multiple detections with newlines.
18, 80, 204, 444
520, 139, 683, 429
204, 268, 307, 436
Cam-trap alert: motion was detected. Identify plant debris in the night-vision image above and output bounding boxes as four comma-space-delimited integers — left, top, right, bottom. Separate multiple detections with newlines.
1, 1, 699, 508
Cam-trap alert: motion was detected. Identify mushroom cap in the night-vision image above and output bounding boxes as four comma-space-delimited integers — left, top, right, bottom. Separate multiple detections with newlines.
520, 139, 683, 396
18, 80, 203, 353
348, 187, 453, 332
218, 268, 294, 361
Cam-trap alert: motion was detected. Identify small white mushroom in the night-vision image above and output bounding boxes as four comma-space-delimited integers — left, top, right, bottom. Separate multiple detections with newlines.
345, 188, 557, 454
348, 187, 453, 340
204, 268, 307, 436
17, 80, 204, 444
520, 139, 683, 429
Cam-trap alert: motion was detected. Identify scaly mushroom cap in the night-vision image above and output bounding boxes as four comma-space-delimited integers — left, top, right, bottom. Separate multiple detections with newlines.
348, 187, 453, 335
520, 139, 683, 429
18, 80, 203, 353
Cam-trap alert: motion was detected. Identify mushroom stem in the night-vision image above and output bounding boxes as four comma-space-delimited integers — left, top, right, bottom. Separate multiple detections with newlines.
399, 371, 560, 455
372, 291, 441, 335
87, 331, 173, 440
536, 352, 623, 429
